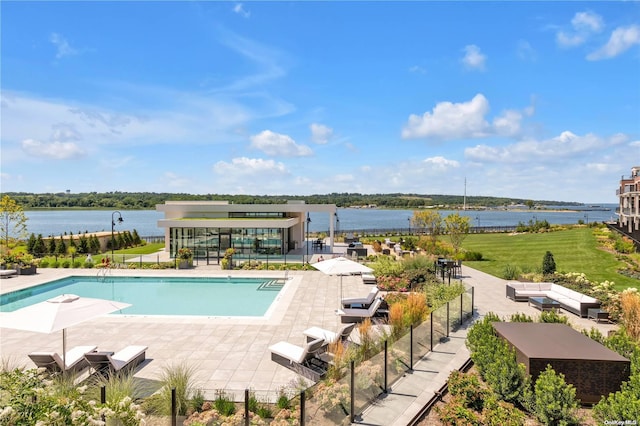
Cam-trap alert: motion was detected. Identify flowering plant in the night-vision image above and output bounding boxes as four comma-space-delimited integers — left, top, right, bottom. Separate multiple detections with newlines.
177, 247, 193, 260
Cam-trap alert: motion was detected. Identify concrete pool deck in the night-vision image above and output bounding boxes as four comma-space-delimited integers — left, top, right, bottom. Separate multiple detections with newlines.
0, 263, 373, 400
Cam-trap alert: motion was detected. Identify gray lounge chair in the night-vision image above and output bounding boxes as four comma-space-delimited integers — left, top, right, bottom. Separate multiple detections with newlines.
85, 345, 147, 376
342, 287, 379, 308
29, 345, 97, 374
303, 322, 356, 346
269, 338, 327, 381
339, 297, 385, 323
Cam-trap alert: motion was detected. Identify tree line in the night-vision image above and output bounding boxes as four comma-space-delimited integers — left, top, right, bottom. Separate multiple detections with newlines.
2, 191, 581, 210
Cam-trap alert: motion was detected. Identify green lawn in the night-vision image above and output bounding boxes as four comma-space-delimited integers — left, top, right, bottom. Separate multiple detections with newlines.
460, 228, 638, 290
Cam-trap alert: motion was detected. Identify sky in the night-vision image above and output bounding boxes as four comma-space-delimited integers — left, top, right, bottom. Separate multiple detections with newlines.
1, 1, 639, 204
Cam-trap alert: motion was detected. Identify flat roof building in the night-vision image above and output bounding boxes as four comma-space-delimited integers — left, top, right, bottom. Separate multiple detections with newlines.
492, 322, 630, 404
156, 200, 337, 264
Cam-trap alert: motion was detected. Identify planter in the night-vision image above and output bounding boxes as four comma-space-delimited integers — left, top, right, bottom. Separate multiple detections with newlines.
177, 260, 192, 269
18, 265, 37, 275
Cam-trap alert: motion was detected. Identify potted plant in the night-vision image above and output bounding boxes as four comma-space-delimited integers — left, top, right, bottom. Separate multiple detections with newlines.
176, 247, 193, 269
16, 253, 37, 275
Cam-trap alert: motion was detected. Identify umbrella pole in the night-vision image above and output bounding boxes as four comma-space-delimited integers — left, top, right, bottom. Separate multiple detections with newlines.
62, 328, 67, 370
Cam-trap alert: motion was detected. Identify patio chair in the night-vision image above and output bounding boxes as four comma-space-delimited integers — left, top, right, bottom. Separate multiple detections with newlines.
84, 345, 148, 376
342, 287, 379, 308
303, 322, 356, 346
339, 297, 385, 323
28, 345, 97, 374
269, 338, 327, 381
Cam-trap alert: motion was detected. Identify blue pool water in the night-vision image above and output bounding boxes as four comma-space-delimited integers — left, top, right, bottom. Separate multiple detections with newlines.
0, 276, 284, 316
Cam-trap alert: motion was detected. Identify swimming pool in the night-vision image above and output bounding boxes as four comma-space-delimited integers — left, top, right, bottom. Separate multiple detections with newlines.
0, 276, 285, 316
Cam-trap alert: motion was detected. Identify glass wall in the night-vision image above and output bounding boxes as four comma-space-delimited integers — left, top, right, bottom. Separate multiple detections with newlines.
169, 226, 289, 263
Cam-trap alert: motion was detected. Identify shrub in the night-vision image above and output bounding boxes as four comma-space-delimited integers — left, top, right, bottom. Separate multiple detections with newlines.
39, 259, 49, 268
463, 251, 483, 261
619, 290, 640, 341
143, 362, 200, 416
481, 395, 526, 426
542, 251, 556, 275
502, 264, 520, 280
436, 396, 483, 425
213, 390, 236, 416
482, 339, 527, 403
532, 365, 579, 425
538, 309, 568, 324
50, 260, 59, 268
447, 370, 488, 411
61, 259, 71, 268
73, 259, 83, 268
509, 313, 534, 322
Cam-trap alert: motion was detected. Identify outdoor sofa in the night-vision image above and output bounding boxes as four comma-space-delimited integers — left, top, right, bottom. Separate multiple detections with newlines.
505, 281, 600, 317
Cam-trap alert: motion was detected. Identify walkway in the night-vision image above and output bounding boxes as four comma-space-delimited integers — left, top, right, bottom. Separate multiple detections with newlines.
357, 265, 618, 425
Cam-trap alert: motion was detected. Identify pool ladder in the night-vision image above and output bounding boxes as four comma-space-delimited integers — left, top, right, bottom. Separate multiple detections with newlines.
96, 267, 112, 282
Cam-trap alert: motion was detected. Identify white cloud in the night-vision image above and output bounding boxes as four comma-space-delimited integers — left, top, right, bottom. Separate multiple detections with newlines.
516, 40, 536, 61
492, 110, 523, 137
213, 157, 288, 175
409, 65, 427, 74
556, 11, 603, 48
587, 25, 640, 60
232, 3, 250, 18
630, 140, 640, 147
572, 11, 603, 32
21, 139, 86, 159
49, 33, 78, 59
465, 131, 620, 163
250, 130, 313, 157
310, 123, 333, 145
402, 94, 491, 140
423, 156, 460, 171
461, 45, 486, 71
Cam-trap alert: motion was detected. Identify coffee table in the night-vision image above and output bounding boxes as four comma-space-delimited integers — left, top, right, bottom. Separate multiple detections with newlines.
528, 297, 561, 312
587, 308, 609, 323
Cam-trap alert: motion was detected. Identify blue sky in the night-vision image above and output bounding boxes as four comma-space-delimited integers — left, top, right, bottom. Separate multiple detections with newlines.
1, 1, 639, 203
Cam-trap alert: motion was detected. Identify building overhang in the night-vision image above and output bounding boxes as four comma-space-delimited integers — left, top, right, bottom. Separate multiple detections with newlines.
158, 217, 299, 229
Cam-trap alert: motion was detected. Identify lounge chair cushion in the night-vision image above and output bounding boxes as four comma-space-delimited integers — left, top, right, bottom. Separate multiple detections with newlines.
29, 345, 97, 372
342, 288, 379, 307
303, 323, 356, 345
85, 345, 147, 373
269, 338, 324, 364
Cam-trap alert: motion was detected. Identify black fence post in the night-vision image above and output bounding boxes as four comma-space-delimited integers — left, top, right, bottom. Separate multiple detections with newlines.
300, 390, 306, 426
430, 311, 434, 351
410, 324, 414, 371
460, 293, 463, 325
384, 340, 388, 393
244, 389, 249, 426
472, 286, 475, 317
171, 387, 176, 426
101, 385, 106, 422
446, 302, 450, 337
350, 360, 355, 423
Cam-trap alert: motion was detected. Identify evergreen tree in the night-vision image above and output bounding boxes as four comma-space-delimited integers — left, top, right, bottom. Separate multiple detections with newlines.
132, 229, 142, 245
34, 234, 46, 257
27, 233, 37, 254
55, 236, 66, 257
89, 235, 101, 254
47, 236, 57, 255
542, 251, 556, 275
78, 235, 89, 254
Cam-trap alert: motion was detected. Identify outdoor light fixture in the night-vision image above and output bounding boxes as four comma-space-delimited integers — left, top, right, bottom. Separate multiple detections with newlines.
111, 211, 123, 262
306, 213, 311, 263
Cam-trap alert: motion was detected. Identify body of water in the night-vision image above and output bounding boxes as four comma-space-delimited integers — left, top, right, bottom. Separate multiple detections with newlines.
24, 204, 618, 237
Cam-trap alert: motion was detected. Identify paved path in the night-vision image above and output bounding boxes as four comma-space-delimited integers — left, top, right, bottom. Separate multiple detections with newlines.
358, 265, 617, 426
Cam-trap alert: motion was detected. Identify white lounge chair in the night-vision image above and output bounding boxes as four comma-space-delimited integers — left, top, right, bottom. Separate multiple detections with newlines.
339, 297, 385, 323
361, 273, 377, 285
303, 323, 356, 346
269, 338, 327, 381
342, 288, 379, 308
85, 345, 147, 376
0, 269, 18, 279
29, 345, 97, 374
